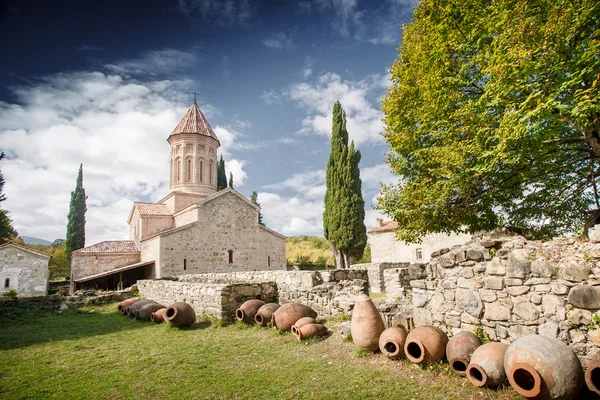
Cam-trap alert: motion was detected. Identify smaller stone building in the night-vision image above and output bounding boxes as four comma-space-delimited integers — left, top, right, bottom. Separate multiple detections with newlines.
0, 243, 50, 296
368, 219, 472, 263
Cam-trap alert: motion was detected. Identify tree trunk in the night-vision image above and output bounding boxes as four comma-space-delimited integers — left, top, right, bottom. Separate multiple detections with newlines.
582, 209, 600, 239
342, 252, 349, 269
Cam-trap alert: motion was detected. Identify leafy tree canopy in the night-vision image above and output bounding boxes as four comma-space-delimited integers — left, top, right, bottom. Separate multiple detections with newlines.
380, 0, 600, 242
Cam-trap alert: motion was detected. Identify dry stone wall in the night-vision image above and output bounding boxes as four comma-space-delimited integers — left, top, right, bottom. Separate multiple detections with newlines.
138, 269, 369, 318
351, 262, 406, 293
383, 232, 600, 365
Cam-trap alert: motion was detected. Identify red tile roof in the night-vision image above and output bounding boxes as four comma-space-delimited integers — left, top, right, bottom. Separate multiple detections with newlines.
134, 202, 172, 217
170, 103, 219, 141
368, 220, 398, 233
72, 241, 139, 254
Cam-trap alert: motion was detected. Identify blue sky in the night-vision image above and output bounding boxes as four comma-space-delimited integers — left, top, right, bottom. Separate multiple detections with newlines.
0, 0, 416, 244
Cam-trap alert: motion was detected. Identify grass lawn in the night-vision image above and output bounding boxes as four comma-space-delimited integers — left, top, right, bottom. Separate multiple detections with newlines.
0, 302, 521, 400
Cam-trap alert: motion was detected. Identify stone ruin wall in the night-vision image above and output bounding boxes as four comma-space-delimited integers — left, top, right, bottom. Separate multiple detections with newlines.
351, 262, 405, 293
381, 232, 600, 366
138, 269, 369, 318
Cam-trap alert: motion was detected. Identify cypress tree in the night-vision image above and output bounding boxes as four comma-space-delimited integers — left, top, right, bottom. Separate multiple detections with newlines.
323, 101, 366, 268
0, 152, 18, 244
250, 191, 264, 226
65, 164, 87, 256
228, 171, 234, 189
217, 155, 227, 191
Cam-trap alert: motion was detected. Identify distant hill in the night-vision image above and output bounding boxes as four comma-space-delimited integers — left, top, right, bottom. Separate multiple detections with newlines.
21, 236, 52, 245
286, 235, 371, 267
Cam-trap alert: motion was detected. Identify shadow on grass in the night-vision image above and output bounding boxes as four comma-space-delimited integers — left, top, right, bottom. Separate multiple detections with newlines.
0, 304, 152, 351
167, 320, 213, 330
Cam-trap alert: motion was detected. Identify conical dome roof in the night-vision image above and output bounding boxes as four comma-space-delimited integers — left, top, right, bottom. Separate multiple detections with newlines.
170, 102, 219, 142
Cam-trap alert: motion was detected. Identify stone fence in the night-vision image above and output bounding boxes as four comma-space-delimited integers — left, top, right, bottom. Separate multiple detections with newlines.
382, 233, 600, 366
351, 262, 406, 293
138, 269, 369, 318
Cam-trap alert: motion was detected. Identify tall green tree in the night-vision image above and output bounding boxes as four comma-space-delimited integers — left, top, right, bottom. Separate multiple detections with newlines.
323, 101, 367, 268
217, 155, 227, 191
0, 152, 18, 244
229, 171, 234, 189
250, 191, 264, 226
65, 164, 86, 256
380, 0, 600, 242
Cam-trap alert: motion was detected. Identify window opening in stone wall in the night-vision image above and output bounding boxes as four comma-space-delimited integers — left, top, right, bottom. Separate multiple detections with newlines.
199, 161, 203, 182
187, 159, 192, 182
416, 248, 423, 260
228, 250, 233, 264
177, 160, 181, 182
209, 162, 213, 183
183, 259, 187, 270
268, 256, 271, 267
4, 278, 9, 289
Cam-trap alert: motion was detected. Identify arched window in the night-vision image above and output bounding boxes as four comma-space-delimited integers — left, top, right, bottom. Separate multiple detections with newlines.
228, 250, 233, 264
170, 158, 174, 185
209, 161, 213, 184
183, 259, 187, 271
268, 256, 271, 267
186, 159, 192, 182
4, 278, 9, 289
199, 160, 203, 182
177, 159, 181, 183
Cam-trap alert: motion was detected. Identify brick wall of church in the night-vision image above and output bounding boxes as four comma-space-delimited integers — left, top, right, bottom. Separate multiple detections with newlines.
71, 253, 140, 281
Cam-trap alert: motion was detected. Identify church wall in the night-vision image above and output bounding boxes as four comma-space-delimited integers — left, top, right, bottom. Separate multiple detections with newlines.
71, 253, 140, 281
370, 231, 472, 264
139, 236, 161, 275
141, 216, 173, 241
173, 193, 205, 213
174, 207, 198, 228
0, 246, 49, 297
158, 192, 285, 277
129, 208, 141, 245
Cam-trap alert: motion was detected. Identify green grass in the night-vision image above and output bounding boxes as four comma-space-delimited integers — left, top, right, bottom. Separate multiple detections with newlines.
0, 302, 522, 400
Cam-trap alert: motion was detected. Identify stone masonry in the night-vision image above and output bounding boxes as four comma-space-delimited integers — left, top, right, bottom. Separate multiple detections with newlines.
0, 243, 50, 297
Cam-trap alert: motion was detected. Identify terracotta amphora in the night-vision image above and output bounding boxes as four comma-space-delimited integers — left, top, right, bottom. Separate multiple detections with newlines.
295, 323, 328, 340
235, 299, 265, 324
126, 300, 156, 318
255, 303, 280, 326
291, 317, 317, 336
164, 302, 196, 328
351, 294, 385, 351
379, 326, 408, 360
118, 298, 138, 314
404, 325, 449, 366
151, 308, 168, 323
136, 304, 166, 321
504, 335, 584, 400
271, 303, 317, 331
585, 358, 600, 395
446, 331, 481, 376
466, 342, 509, 387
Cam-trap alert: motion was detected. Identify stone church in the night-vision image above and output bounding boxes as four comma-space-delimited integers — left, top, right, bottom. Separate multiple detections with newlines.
71, 101, 286, 289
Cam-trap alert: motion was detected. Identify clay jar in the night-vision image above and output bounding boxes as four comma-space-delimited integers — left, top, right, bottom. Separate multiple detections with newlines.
151, 308, 168, 323
504, 335, 584, 400
404, 325, 449, 366
446, 331, 481, 376
291, 317, 317, 336
351, 294, 385, 351
271, 303, 317, 331
127, 300, 156, 318
254, 303, 280, 326
379, 326, 408, 360
295, 323, 327, 340
466, 342, 509, 387
235, 299, 265, 324
118, 298, 138, 315
136, 304, 165, 321
585, 358, 600, 395
164, 302, 196, 328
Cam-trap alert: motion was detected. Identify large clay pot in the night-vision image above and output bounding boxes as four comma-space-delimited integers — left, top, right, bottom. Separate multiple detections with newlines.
118, 298, 138, 314
271, 303, 317, 331
467, 342, 509, 387
446, 331, 481, 376
255, 303, 280, 326
151, 308, 168, 323
404, 325, 449, 366
295, 323, 328, 340
379, 326, 408, 360
351, 294, 385, 351
585, 358, 600, 395
504, 335, 584, 400
235, 299, 265, 324
126, 300, 156, 318
291, 317, 317, 336
164, 302, 196, 328
136, 303, 166, 321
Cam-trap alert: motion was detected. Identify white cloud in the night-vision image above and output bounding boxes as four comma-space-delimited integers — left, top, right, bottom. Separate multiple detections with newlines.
0, 69, 248, 244
361, 163, 397, 191
176, 0, 254, 26
225, 159, 248, 187
276, 72, 388, 145
301, 57, 316, 80
261, 90, 282, 105
262, 32, 294, 50
105, 49, 199, 76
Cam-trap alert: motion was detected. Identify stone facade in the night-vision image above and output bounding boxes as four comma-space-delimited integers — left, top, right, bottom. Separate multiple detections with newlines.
382, 232, 600, 365
138, 269, 369, 318
71, 252, 141, 282
351, 262, 406, 293
0, 243, 50, 297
